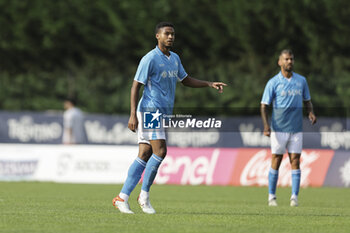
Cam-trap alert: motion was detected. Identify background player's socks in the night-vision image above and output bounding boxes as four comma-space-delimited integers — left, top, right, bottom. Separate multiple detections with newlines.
268, 168, 279, 196
141, 154, 163, 192
120, 157, 147, 198
291, 169, 301, 196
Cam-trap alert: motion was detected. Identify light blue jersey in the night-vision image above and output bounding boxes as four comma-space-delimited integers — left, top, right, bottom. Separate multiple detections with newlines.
261, 72, 311, 132
135, 46, 188, 115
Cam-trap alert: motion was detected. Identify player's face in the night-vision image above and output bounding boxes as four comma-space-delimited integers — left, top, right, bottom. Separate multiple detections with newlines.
279, 53, 294, 72
156, 27, 175, 48
63, 101, 72, 110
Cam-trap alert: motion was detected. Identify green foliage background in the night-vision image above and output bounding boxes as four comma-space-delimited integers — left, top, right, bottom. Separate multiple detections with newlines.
1, 0, 349, 115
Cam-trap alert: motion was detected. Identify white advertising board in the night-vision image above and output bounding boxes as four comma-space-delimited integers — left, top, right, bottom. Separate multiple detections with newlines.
0, 144, 138, 184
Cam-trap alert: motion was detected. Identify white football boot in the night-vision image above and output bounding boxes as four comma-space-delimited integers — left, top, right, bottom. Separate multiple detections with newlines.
290, 197, 299, 207
268, 197, 278, 206
113, 196, 134, 214
138, 196, 156, 214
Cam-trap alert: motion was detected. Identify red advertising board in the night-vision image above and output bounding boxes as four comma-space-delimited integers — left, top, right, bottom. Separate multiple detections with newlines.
229, 148, 335, 187
145, 147, 336, 187
154, 147, 238, 185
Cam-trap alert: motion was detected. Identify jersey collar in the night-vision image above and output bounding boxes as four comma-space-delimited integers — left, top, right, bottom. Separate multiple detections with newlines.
279, 71, 294, 81
155, 46, 171, 58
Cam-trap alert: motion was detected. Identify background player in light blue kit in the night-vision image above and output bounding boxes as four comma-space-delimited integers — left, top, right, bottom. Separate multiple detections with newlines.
113, 22, 227, 214
261, 49, 317, 207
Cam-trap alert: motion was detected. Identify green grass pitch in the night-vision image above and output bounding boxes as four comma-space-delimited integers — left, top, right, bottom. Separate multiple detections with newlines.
0, 182, 349, 233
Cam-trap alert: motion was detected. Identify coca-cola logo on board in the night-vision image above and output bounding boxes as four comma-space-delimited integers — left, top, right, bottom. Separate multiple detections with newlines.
240, 150, 319, 187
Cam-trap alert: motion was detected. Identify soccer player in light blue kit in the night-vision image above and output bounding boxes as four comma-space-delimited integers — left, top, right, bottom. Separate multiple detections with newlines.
113, 22, 227, 214
261, 49, 317, 207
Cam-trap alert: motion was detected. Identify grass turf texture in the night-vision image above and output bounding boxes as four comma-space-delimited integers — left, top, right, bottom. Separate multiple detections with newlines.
0, 182, 349, 233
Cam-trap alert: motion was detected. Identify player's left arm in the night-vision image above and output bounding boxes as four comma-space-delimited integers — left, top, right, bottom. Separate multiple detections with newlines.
260, 104, 271, 137
304, 100, 317, 125
303, 78, 316, 125
181, 76, 227, 93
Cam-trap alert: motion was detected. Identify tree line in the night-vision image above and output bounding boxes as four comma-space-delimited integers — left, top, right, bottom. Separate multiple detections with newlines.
1, 0, 349, 116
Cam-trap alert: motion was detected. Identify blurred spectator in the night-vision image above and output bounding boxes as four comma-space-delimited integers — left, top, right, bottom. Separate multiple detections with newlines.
62, 98, 85, 144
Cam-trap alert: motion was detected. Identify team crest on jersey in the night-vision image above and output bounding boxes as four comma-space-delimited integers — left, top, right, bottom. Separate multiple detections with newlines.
161, 71, 168, 78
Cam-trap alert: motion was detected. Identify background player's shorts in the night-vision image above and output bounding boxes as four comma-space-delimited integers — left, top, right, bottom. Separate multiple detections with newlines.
137, 111, 166, 144
270, 132, 303, 154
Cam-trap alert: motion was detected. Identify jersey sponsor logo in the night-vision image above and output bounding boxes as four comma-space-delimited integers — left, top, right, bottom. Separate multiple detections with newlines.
160, 70, 178, 78
280, 89, 302, 97
167, 70, 178, 78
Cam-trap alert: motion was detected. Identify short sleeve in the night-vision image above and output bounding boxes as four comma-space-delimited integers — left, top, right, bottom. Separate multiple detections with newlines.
176, 57, 188, 81
261, 79, 275, 105
134, 56, 153, 84
64, 111, 73, 128
303, 78, 311, 101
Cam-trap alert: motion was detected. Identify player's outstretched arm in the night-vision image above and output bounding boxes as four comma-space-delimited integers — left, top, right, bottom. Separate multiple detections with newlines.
128, 80, 143, 132
260, 103, 271, 137
181, 76, 227, 93
304, 100, 317, 125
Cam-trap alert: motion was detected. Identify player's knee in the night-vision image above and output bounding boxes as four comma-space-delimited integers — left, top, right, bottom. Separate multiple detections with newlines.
271, 155, 283, 169
138, 150, 153, 162
291, 158, 300, 169
153, 147, 167, 158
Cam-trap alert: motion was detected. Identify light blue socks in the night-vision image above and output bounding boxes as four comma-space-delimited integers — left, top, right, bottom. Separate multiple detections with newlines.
268, 168, 279, 195
291, 169, 301, 196
141, 154, 163, 192
120, 157, 146, 197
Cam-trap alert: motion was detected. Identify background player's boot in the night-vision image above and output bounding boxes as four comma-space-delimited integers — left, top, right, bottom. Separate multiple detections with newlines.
290, 197, 299, 207
138, 196, 156, 214
268, 197, 278, 206
113, 196, 134, 214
